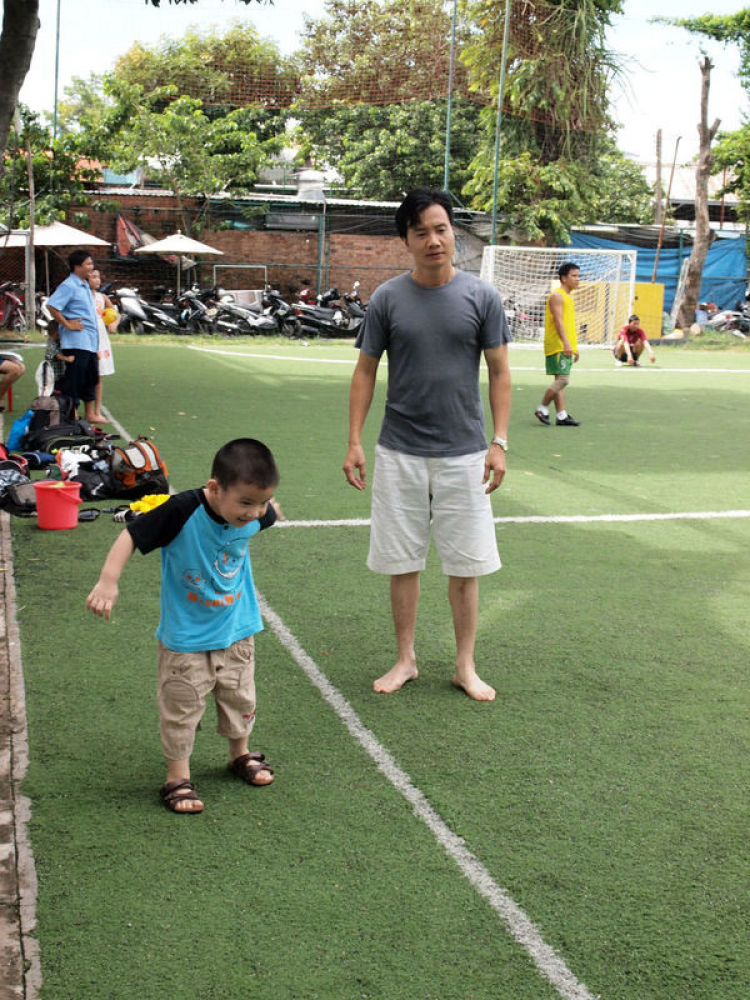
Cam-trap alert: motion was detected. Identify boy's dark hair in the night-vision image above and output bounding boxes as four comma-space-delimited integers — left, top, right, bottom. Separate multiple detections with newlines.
68, 249, 92, 272
558, 262, 580, 280
395, 188, 454, 239
211, 438, 279, 490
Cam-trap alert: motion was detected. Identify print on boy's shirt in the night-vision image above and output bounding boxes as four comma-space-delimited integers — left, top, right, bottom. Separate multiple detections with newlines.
183, 537, 248, 607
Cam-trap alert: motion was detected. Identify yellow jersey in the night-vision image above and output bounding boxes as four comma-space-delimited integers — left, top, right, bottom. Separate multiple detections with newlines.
544, 287, 577, 356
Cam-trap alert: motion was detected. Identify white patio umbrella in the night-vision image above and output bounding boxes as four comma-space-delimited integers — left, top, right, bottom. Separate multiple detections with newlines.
1, 221, 110, 293
134, 231, 224, 294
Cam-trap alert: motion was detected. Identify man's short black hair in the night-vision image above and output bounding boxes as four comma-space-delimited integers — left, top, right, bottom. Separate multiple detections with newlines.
395, 188, 454, 239
558, 262, 580, 280
211, 438, 279, 490
68, 249, 93, 272
629, 314, 640, 322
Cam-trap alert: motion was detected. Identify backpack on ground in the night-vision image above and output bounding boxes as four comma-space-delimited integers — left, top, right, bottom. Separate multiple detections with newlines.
26, 421, 98, 454
24, 395, 93, 452
0, 480, 37, 517
29, 394, 76, 435
67, 438, 169, 501
110, 438, 169, 499
0, 453, 36, 517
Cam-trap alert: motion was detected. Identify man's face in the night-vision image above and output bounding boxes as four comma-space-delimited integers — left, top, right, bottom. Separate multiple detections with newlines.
403, 204, 455, 273
628, 319, 639, 332
561, 267, 580, 292
75, 257, 95, 280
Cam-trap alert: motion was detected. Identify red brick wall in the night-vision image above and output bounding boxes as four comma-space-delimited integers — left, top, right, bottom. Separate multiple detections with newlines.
1, 194, 413, 303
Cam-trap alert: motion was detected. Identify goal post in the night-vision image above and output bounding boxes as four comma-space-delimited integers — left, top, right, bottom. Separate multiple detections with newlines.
480, 246, 637, 347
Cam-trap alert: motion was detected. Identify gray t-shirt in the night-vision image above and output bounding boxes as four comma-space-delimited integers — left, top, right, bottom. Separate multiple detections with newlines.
355, 269, 511, 457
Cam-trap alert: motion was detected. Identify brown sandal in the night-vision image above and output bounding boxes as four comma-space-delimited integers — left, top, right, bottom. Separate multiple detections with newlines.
159, 779, 204, 814
228, 752, 275, 786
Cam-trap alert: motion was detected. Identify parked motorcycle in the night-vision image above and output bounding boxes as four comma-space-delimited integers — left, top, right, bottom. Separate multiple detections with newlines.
35, 291, 54, 334
211, 288, 278, 335
342, 280, 368, 321
176, 286, 215, 334
292, 286, 362, 337
263, 288, 303, 338
705, 306, 749, 336
112, 286, 184, 334
0, 281, 28, 334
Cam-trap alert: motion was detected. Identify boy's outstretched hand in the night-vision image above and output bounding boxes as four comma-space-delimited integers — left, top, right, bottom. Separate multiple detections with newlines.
86, 581, 119, 621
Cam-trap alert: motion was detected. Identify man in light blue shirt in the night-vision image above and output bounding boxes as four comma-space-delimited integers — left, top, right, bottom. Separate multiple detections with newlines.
47, 250, 100, 423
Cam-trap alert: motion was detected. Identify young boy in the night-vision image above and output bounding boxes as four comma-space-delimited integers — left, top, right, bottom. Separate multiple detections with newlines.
43, 324, 73, 393
86, 438, 281, 815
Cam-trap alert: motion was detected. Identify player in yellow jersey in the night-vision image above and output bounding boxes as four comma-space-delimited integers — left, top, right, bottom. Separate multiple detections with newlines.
535, 262, 581, 427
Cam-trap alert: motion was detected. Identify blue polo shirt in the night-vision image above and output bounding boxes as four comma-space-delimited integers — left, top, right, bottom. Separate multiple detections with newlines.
47, 273, 99, 352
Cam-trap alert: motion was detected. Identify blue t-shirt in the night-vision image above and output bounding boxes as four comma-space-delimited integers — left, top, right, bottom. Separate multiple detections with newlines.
127, 489, 277, 653
355, 270, 511, 457
47, 273, 99, 352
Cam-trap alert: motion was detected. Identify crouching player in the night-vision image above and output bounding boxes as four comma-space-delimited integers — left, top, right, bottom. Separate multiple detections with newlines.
614, 314, 656, 366
86, 438, 281, 814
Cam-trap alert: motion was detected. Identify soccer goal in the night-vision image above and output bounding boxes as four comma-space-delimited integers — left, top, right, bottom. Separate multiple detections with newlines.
480, 246, 637, 346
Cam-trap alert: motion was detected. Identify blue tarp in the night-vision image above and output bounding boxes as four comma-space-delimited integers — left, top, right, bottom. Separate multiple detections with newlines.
568, 232, 747, 312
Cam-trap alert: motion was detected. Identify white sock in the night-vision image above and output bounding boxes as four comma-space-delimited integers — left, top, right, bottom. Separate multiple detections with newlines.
557, 410, 567, 420
538, 404, 549, 416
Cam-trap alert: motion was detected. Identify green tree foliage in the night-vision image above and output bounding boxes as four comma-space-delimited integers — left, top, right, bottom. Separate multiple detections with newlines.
295, 0, 483, 198
296, 101, 482, 201
105, 87, 283, 230
52, 73, 112, 138
52, 24, 294, 231
711, 126, 750, 226
114, 22, 298, 125
0, 105, 99, 228
462, 0, 645, 241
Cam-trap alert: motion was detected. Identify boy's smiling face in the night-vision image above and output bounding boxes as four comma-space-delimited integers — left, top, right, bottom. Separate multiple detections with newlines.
206, 479, 276, 527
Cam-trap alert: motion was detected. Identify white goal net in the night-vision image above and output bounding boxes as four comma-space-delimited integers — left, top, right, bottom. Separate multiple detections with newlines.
480, 246, 637, 346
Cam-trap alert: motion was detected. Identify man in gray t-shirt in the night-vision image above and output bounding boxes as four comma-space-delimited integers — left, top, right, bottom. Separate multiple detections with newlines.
343, 188, 512, 702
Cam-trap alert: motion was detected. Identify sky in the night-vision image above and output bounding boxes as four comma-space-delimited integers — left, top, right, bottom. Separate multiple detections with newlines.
18, 0, 750, 166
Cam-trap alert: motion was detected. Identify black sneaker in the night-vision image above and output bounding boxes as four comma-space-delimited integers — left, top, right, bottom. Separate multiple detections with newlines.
534, 407, 550, 425
556, 415, 580, 426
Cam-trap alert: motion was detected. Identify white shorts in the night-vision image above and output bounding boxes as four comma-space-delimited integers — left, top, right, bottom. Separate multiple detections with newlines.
367, 444, 501, 578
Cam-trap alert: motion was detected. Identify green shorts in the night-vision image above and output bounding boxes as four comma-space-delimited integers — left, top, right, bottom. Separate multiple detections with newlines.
545, 352, 573, 377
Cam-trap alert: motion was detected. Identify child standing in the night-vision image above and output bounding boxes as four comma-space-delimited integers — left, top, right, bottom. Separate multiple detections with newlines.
88, 269, 118, 423
42, 325, 73, 393
86, 438, 281, 814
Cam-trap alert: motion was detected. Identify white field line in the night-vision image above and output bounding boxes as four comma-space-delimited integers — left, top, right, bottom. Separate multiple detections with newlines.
187, 343, 750, 375
258, 594, 598, 1000
277, 510, 750, 529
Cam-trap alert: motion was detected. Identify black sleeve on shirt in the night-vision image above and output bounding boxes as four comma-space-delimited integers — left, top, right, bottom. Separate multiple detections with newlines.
259, 503, 278, 531
127, 489, 203, 555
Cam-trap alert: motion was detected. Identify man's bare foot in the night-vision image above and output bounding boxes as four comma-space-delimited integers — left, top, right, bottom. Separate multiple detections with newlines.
451, 669, 496, 702
89, 413, 110, 424
373, 662, 419, 694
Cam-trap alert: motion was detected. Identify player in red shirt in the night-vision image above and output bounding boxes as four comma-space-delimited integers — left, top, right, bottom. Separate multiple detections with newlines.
613, 314, 656, 366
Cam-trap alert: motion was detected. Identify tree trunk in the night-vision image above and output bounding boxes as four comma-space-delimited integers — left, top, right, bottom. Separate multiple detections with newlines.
0, 0, 40, 162
677, 57, 719, 330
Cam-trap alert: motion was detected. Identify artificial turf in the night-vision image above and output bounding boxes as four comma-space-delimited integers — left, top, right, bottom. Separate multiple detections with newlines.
9, 337, 750, 999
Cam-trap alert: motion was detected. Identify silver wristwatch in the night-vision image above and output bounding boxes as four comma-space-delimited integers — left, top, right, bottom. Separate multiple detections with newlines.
491, 436, 508, 452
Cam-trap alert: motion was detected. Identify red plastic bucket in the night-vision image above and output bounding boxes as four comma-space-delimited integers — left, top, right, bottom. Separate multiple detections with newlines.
33, 481, 82, 530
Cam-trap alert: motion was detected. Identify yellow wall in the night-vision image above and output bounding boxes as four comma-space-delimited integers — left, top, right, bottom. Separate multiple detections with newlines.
631, 283, 665, 340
